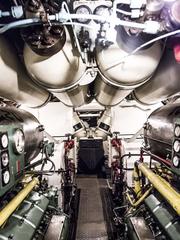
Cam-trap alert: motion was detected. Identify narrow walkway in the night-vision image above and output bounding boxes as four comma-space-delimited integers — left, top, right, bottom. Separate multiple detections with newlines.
76, 176, 109, 240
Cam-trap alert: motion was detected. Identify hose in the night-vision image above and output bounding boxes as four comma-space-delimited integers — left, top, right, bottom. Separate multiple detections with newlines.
116, 9, 132, 16
61, 1, 84, 62
106, 29, 180, 70
0, 18, 41, 34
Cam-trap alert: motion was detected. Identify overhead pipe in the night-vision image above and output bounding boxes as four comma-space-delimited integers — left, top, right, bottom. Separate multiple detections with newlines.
0, 36, 50, 108
133, 47, 180, 105
95, 26, 162, 106
23, 26, 89, 107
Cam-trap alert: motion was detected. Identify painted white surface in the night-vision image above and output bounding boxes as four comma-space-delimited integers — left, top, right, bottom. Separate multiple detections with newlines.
22, 102, 73, 136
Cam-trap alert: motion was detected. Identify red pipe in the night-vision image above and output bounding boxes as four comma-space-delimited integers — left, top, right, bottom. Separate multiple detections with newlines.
141, 148, 171, 167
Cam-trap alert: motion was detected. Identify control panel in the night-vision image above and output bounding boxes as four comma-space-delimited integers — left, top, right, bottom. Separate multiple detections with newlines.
171, 119, 180, 176
0, 125, 25, 197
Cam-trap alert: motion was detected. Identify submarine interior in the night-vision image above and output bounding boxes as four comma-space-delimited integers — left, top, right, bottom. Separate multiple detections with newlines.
0, 0, 179, 239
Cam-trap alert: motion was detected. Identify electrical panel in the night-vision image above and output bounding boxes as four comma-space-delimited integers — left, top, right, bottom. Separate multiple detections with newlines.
171, 119, 180, 176
0, 125, 25, 197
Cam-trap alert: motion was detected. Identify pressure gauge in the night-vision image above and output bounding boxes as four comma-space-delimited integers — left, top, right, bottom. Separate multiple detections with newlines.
174, 125, 180, 137
93, 5, 110, 23
1, 133, 8, 149
172, 156, 180, 168
1, 152, 9, 167
74, 5, 91, 24
173, 140, 180, 153
2, 170, 10, 185
13, 129, 25, 154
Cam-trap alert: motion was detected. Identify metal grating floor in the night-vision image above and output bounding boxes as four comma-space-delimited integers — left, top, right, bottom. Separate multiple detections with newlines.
76, 176, 108, 240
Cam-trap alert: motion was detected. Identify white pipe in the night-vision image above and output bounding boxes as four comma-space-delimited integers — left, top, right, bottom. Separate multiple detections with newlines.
0, 18, 41, 34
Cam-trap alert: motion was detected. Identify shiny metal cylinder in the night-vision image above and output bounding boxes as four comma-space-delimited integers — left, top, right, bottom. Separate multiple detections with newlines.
0, 107, 44, 162
144, 103, 180, 159
24, 28, 88, 107
134, 48, 180, 105
0, 36, 50, 108
95, 75, 132, 106
95, 33, 162, 106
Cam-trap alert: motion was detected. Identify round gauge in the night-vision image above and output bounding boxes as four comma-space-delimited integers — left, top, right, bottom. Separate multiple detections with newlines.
172, 156, 180, 167
93, 5, 110, 23
75, 5, 91, 24
173, 140, 180, 153
1, 152, 9, 167
3, 170, 10, 185
1, 133, 8, 149
13, 129, 25, 154
174, 125, 180, 137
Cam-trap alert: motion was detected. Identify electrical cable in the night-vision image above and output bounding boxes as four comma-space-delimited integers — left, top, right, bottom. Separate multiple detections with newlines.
116, 9, 132, 16
61, 1, 84, 62
62, 22, 94, 29
106, 29, 180, 70
0, 18, 41, 34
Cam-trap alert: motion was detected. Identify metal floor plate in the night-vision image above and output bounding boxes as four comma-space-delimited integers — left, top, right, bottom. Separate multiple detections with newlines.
76, 176, 108, 240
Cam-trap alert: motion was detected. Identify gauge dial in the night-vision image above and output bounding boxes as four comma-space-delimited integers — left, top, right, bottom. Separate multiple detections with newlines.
3, 170, 10, 185
174, 125, 180, 137
1, 152, 9, 167
172, 156, 180, 167
173, 140, 180, 153
1, 133, 8, 149
13, 129, 25, 154
93, 5, 110, 23
75, 5, 91, 24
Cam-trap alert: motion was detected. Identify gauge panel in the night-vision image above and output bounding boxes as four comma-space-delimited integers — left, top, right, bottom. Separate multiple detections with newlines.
1, 152, 9, 167
173, 140, 180, 153
0, 126, 25, 197
93, 5, 111, 23
13, 129, 25, 154
171, 122, 180, 175
0, 132, 8, 149
74, 5, 92, 24
172, 156, 180, 167
174, 125, 180, 137
2, 170, 10, 185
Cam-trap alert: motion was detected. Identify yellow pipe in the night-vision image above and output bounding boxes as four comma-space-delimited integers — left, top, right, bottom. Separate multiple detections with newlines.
133, 164, 141, 197
126, 186, 153, 207
138, 163, 180, 215
0, 178, 39, 227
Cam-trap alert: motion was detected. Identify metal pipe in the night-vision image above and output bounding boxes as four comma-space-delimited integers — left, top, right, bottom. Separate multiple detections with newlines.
133, 164, 141, 197
142, 148, 171, 166
126, 187, 153, 207
138, 163, 180, 215
0, 178, 39, 227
